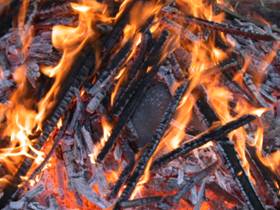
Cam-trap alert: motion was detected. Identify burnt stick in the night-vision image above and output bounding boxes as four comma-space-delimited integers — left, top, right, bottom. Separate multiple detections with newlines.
151, 114, 257, 170
86, 41, 132, 113
111, 32, 150, 111
183, 16, 277, 41
0, 0, 22, 37
247, 146, 280, 198
108, 142, 135, 199
196, 92, 265, 210
88, 40, 133, 96
119, 196, 164, 208
119, 161, 218, 209
96, 31, 169, 162
28, 112, 70, 181
0, 43, 95, 208
162, 9, 277, 41
111, 31, 161, 116
113, 82, 189, 209
101, 0, 137, 58
216, 3, 280, 34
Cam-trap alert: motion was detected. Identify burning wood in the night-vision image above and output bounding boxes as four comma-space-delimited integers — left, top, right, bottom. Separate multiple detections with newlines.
0, 0, 279, 210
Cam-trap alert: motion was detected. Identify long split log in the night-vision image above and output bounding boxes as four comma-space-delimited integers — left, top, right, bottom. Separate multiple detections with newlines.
151, 114, 257, 170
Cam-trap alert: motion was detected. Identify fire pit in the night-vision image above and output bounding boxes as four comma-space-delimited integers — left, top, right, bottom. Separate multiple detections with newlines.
0, 0, 279, 209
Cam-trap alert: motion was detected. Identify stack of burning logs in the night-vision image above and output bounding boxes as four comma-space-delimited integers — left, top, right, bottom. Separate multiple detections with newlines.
0, 0, 279, 209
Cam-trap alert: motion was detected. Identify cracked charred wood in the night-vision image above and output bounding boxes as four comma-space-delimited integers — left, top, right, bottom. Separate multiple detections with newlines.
111, 31, 165, 116
119, 161, 218, 209
247, 146, 280, 199
243, 73, 271, 107
111, 32, 150, 110
151, 114, 257, 170
0, 43, 95, 208
28, 112, 70, 181
163, 8, 278, 41
101, 0, 137, 59
172, 161, 217, 204
86, 40, 132, 113
216, 3, 280, 34
196, 91, 265, 210
113, 82, 188, 209
96, 31, 169, 162
119, 196, 164, 209
0, 0, 22, 37
108, 140, 135, 199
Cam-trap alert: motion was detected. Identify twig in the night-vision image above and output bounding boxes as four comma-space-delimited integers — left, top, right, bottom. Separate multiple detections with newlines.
162, 9, 277, 41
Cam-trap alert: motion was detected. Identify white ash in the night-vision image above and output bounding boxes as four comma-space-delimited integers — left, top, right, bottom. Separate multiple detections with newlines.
8, 184, 44, 210
80, 126, 94, 154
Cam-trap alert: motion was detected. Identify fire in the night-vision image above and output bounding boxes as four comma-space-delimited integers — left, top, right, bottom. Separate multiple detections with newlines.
0, 0, 279, 208
177, 0, 224, 22
0, 0, 108, 189
253, 125, 280, 176
90, 117, 112, 164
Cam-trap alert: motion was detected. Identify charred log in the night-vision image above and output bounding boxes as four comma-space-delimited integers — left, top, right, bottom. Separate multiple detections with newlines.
151, 114, 257, 170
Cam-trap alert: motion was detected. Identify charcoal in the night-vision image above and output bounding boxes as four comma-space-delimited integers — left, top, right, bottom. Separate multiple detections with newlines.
131, 82, 171, 147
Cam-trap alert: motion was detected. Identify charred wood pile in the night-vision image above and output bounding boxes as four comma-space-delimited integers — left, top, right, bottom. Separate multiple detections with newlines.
0, 0, 279, 209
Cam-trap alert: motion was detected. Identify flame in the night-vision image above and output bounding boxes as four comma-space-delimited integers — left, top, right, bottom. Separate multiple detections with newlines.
177, 0, 224, 22
1, 0, 279, 207
253, 126, 280, 177
17, 0, 29, 30
90, 117, 112, 164
254, 42, 279, 88
110, 67, 126, 107
0, 0, 109, 189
